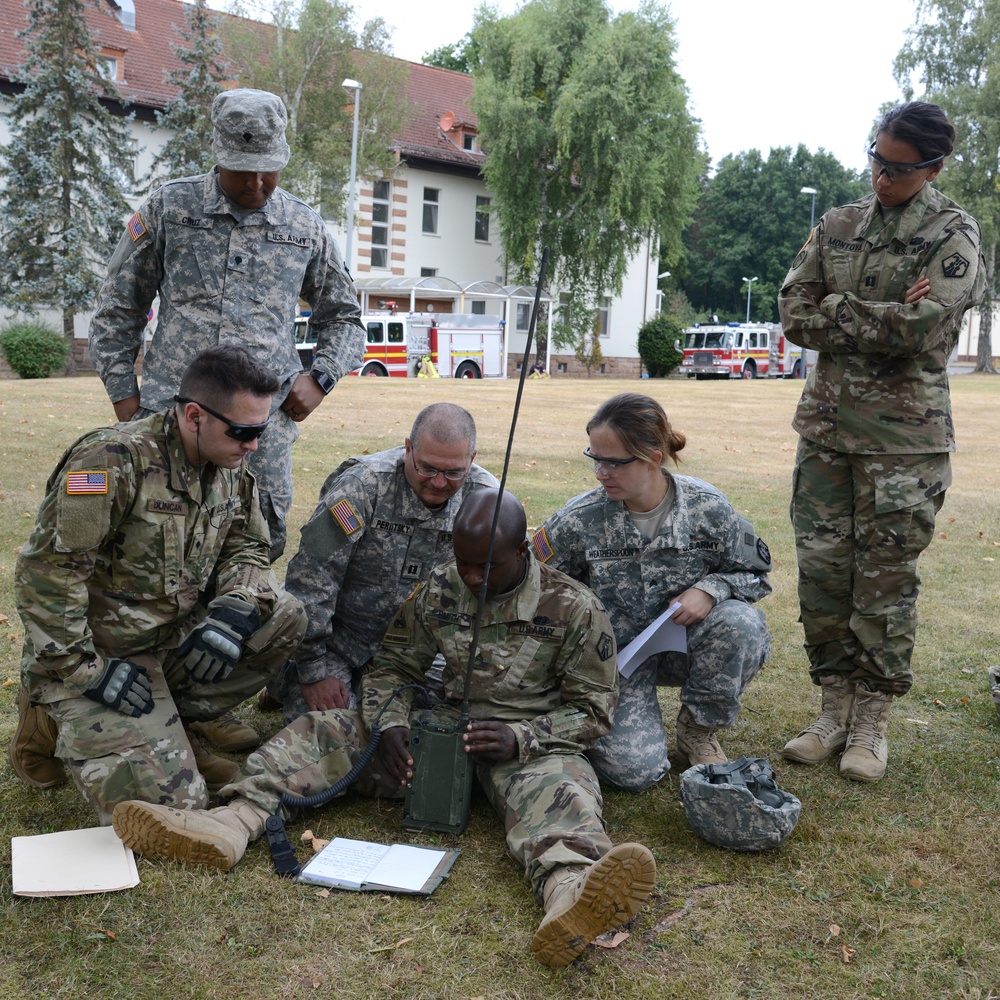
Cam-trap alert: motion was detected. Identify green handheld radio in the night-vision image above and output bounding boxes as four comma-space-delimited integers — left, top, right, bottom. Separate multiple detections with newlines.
402, 711, 474, 834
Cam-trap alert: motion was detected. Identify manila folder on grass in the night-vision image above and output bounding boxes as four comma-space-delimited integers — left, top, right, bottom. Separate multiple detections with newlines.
12, 826, 139, 896
296, 837, 459, 895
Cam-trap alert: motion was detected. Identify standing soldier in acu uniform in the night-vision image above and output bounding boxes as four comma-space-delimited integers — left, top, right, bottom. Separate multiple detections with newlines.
88, 88, 364, 566
10, 347, 306, 820
778, 101, 985, 782
263, 402, 498, 721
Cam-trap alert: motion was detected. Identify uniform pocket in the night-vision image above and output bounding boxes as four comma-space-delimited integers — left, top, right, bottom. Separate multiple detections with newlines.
109, 519, 181, 597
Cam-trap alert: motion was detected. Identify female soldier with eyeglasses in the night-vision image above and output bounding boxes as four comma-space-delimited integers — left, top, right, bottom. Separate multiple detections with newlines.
531, 392, 773, 790
778, 101, 985, 783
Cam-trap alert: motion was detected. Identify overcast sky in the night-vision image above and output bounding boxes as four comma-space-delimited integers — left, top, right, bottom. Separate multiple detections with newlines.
351, 0, 920, 171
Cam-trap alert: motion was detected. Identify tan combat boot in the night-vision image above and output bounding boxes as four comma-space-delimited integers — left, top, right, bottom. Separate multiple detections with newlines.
112, 797, 269, 871
839, 683, 893, 782
9, 687, 66, 789
676, 705, 726, 767
189, 711, 262, 751
531, 843, 656, 967
782, 674, 854, 764
185, 728, 240, 792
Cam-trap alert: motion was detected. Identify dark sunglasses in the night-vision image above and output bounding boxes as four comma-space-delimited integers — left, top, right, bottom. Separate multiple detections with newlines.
174, 395, 270, 442
866, 141, 943, 181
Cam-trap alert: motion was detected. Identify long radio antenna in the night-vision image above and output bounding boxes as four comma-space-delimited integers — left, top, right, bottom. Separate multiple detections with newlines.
458, 248, 550, 727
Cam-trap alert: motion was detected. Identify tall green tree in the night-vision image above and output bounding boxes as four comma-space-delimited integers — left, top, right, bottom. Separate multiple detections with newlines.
423, 31, 481, 73
895, 0, 1000, 373
681, 146, 866, 323
221, 0, 408, 220
472, 0, 700, 355
0, 0, 133, 373
143, 0, 228, 191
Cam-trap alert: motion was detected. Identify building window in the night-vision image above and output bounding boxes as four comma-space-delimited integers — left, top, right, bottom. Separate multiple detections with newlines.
422, 188, 439, 235
371, 180, 390, 269
515, 303, 531, 332
471, 301, 485, 315
475, 196, 490, 243
597, 297, 610, 338
420, 267, 437, 277
463, 133, 479, 152
96, 50, 123, 82
557, 362, 568, 373
107, 136, 138, 195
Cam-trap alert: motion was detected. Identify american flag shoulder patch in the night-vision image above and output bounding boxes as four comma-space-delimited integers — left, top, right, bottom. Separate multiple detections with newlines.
330, 498, 362, 536
127, 212, 146, 242
531, 526, 554, 563
66, 471, 108, 495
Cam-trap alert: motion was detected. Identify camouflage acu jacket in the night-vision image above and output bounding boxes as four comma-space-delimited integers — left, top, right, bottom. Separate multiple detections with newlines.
88, 169, 364, 410
778, 184, 985, 454
533, 475, 772, 647
15, 412, 274, 703
285, 446, 498, 686
361, 552, 618, 762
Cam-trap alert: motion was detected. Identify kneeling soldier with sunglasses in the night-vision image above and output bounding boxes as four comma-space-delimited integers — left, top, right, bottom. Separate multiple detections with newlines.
10, 346, 307, 823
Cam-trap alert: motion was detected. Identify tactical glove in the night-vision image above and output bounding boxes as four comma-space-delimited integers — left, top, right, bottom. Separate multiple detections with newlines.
175, 594, 261, 683
84, 659, 154, 717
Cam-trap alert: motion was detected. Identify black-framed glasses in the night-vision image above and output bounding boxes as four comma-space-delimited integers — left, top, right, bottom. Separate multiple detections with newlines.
583, 448, 640, 475
174, 396, 270, 442
408, 450, 469, 482
866, 142, 943, 181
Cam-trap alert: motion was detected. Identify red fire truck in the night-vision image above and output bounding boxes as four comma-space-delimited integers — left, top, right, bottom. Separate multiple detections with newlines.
679, 322, 812, 380
294, 313, 506, 379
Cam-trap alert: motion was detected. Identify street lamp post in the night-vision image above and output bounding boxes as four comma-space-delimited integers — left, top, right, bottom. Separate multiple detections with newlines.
800, 186, 817, 230
741, 275, 758, 324
342, 78, 363, 267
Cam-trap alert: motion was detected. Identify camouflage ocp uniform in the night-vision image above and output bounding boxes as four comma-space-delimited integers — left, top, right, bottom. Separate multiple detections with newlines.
223, 550, 621, 899
88, 168, 365, 557
534, 475, 772, 790
271, 446, 498, 720
14, 411, 307, 822
778, 184, 985, 694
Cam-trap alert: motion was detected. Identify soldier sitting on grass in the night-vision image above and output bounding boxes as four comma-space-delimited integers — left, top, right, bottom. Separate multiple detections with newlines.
113, 489, 657, 968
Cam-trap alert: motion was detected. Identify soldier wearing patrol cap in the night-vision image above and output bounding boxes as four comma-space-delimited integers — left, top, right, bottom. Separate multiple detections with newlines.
88, 88, 364, 567
533, 393, 772, 790
262, 402, 498, 722
11, 346, 307, 820
778, 101, 985, 783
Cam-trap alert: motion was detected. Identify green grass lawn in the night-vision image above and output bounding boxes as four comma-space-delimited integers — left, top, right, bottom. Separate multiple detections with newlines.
1, 373, 999, 999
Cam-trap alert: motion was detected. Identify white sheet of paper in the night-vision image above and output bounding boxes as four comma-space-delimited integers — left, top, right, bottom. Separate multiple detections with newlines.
365, 844, 447, 892
617, 601, 687, 678
12, 826, 139, 896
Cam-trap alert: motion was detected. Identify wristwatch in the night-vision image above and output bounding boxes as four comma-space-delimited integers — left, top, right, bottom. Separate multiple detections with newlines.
310, 369, 336, 395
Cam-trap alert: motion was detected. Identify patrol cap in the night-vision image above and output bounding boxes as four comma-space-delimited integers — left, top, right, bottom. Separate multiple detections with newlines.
211, 88, 291, 172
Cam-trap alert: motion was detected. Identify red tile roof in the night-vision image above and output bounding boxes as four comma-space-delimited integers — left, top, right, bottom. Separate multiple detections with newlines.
0, 0, 482, 171
0, 0, 192, 111
390, 58, 484, 171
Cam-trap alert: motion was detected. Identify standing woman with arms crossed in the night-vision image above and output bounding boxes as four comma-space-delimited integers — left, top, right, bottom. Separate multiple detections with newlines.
778, 101, 985, 782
